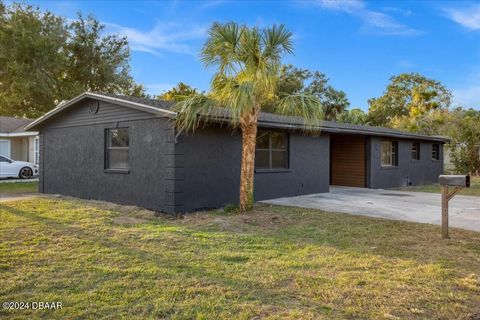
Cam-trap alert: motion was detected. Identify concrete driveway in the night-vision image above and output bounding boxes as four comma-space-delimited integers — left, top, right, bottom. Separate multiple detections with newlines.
261, 186, 480, 232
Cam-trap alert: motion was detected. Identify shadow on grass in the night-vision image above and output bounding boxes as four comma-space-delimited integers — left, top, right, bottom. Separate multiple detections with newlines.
1, 200, 479, 319
0, 202, 348, 318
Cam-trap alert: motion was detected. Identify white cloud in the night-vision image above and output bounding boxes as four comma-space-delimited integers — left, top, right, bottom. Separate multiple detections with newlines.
315, 0, 364, 13
443, 4, 480, 31
104, 22, 207, 55
313, 0, 421, 36
198, 0, 228, 9
382, 7, 412, 17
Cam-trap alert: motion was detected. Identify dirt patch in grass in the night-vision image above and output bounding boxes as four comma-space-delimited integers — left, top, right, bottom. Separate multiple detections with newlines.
179, 207, 287, 232
112, 215, 153, 225
50, 195, 166, 225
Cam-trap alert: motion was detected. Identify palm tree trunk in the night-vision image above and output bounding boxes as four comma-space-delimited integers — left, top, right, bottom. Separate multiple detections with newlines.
239, 112, 258, 212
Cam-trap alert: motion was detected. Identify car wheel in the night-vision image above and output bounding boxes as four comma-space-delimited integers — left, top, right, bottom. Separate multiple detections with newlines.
19, 167, 33, 179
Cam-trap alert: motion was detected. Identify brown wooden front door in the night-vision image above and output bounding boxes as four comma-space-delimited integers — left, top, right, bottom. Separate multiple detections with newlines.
330, 135, 366, 187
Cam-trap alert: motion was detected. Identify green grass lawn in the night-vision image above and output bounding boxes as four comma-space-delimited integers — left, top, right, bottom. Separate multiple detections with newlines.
0, 181, 38, 195
395, 176, 480, 197
0, 198, 479, 319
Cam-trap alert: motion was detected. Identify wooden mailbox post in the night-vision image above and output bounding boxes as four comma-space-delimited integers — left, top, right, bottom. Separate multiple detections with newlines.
438, 175, 470, 239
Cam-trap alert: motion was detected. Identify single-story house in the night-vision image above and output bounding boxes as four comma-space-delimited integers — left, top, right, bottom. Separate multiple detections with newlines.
0, 116, 39, 163
25, 92, 447, 214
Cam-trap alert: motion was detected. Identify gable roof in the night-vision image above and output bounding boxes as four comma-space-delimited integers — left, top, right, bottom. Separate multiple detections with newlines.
25, 92, 448, 142
0, 116, 38, 136
98, 93, 174, 110
25, 92, 176, 131
0, 116, 32, 132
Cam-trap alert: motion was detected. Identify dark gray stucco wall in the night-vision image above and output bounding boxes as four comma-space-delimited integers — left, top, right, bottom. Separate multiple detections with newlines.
41, 117, 177, 213
38, 133, 45, 193
368, 136, 444, 189
254, 132, 330, 200
175, 126, 330, 212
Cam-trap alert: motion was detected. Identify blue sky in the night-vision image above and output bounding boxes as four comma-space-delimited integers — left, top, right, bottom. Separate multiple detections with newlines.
25, 0, 480, 110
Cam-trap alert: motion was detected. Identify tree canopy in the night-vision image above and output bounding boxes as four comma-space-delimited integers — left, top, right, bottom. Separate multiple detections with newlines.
276, 64, 350, 121
337, 108, 367, 125
66, 13, 140, 97
367, 73, 452, 127
158, 82, 198, 102
0, 3, 67, 117
446, 108, 480, 175
0, 2, 144, 118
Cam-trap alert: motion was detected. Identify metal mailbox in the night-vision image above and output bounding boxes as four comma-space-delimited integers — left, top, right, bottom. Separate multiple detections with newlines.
439, 175, 470, 188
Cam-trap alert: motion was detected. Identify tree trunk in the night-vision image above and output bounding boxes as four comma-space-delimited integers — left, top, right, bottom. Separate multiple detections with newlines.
239, 111, 258, 212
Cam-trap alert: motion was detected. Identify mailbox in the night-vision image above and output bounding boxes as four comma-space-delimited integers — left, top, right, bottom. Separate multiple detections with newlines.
439, 175, 470, 188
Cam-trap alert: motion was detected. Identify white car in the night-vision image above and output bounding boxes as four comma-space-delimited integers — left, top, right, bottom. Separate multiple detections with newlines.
0, 154, 38, 179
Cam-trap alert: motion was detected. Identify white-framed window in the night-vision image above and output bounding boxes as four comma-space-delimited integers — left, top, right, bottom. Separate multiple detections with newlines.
105, 128, 129, 170
0, 139, 11, 158
381, 140, 398, 167
34, 136, 40, 165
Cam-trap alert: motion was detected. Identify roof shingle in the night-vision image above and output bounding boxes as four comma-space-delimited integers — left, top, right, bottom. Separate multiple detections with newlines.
101, 93, 448, 142
98, 93, 174, 110
26, 92, 448, 142
0, 116, 33, 133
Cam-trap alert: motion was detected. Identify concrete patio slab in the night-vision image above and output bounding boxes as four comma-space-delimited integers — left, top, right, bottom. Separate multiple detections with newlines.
261, 186, 480, 232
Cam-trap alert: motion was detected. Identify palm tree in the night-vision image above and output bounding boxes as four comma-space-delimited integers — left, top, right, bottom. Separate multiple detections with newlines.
173, 22, 323, 211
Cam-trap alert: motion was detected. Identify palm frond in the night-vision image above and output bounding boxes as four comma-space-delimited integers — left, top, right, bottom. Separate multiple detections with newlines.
262, 24, 293, 61
172, 94, 219, 133
201, 22, 244, 76
176, 22, 304, 134
211, 75, 256, 127
276, 93, 323, 131
239, 26, 262, 73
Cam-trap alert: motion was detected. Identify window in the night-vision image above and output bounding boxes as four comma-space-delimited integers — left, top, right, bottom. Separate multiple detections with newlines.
105, 128, 129, 170
411, 143, 420, 161
432, 144, 440, 160
0, 155, 11, 163
0, 140, 11, 158
381, 141, 398, 167
255, 130, 288, 169
34, 137, 40, 165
